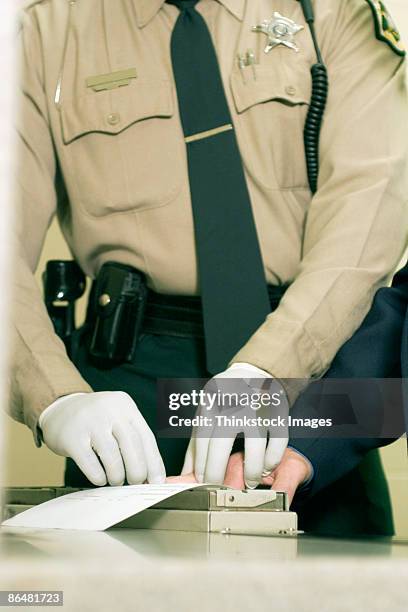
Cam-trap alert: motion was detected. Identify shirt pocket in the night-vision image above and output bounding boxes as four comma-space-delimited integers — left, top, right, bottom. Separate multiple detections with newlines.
230, 62, 311, 190
59, 78, 183, 217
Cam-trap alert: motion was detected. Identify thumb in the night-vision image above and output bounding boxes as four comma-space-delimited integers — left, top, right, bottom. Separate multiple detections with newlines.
268, 469, 298, 507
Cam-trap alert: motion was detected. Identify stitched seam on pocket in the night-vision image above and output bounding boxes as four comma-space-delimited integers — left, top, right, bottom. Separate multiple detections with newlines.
60, 80, 174, 144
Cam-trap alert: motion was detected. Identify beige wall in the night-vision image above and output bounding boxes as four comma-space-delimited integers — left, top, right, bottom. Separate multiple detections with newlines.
5, 0, 408, 537
4, 222, 72, 489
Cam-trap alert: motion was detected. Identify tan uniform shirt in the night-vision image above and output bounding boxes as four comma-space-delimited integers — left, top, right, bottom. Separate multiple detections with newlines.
11, 0, 408, 441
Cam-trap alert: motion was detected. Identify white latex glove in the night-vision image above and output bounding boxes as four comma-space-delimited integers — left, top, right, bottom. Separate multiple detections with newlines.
182, 363, 289, 488
39, 391, 166, 487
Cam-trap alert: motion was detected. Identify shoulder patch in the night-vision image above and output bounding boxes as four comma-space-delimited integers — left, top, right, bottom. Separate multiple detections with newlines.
365, 0, 406, 56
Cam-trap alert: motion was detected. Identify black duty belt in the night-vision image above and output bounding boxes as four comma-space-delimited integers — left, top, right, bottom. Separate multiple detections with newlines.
86, 261, 289, 365
143, 284, 288, 339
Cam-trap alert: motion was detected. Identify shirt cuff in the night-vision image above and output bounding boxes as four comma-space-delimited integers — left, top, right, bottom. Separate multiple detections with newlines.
287, 446, 315, 489
227, 362, 271, 377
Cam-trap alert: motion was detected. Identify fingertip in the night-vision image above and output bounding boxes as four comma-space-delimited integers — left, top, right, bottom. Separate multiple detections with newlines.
148, 456, 166, 484
149, 472, 166, 485
107, 476, 125, 487
264, 438, 288, 471
243, 464, 263, 488
127, 476, 143, 485
204, 470, 224, 485
245, 479, 260, 490
91, 474, 108, 487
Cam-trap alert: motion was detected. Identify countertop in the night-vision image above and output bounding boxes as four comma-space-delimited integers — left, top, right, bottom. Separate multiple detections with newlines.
0, 527, 407, 612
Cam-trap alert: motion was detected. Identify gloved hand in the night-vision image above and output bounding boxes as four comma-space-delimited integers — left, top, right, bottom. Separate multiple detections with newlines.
39, 391, 166, 487
182, 363, 289, 488
173, 448, 312, 506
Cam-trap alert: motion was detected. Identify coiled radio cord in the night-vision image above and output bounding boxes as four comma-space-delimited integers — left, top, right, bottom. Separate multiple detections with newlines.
298, 0, 328, 194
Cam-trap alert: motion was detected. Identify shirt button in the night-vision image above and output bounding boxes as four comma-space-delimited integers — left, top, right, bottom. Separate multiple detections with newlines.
107, 112, 120, 126
285, 85, 297, 96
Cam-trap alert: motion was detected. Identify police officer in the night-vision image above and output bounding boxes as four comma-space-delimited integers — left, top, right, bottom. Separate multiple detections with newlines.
10, 0, 408, 535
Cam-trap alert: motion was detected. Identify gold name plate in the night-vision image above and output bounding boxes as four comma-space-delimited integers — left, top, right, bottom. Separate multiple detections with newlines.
86, 68, 137, 92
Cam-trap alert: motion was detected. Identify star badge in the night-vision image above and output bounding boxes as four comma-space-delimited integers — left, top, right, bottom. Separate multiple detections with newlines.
252, 12, 304, 53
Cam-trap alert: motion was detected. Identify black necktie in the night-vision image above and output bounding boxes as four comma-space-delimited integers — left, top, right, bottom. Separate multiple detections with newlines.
168, 0, 270, 373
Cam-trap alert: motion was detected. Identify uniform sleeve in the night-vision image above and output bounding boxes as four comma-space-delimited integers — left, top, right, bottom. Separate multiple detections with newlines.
232, 0, 408, 402
289, 265, 408, 499
9, 8, 92, 445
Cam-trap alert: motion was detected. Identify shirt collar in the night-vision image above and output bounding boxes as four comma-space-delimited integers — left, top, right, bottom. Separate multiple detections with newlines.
134, 0, 245, 28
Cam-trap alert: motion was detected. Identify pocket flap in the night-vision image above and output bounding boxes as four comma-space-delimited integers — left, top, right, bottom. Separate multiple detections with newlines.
230, 63, 311, 114
60, 78, 174, 144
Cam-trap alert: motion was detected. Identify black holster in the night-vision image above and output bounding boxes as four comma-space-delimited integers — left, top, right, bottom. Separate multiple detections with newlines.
43, 260, 86, 358
87, 262, 148, 365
